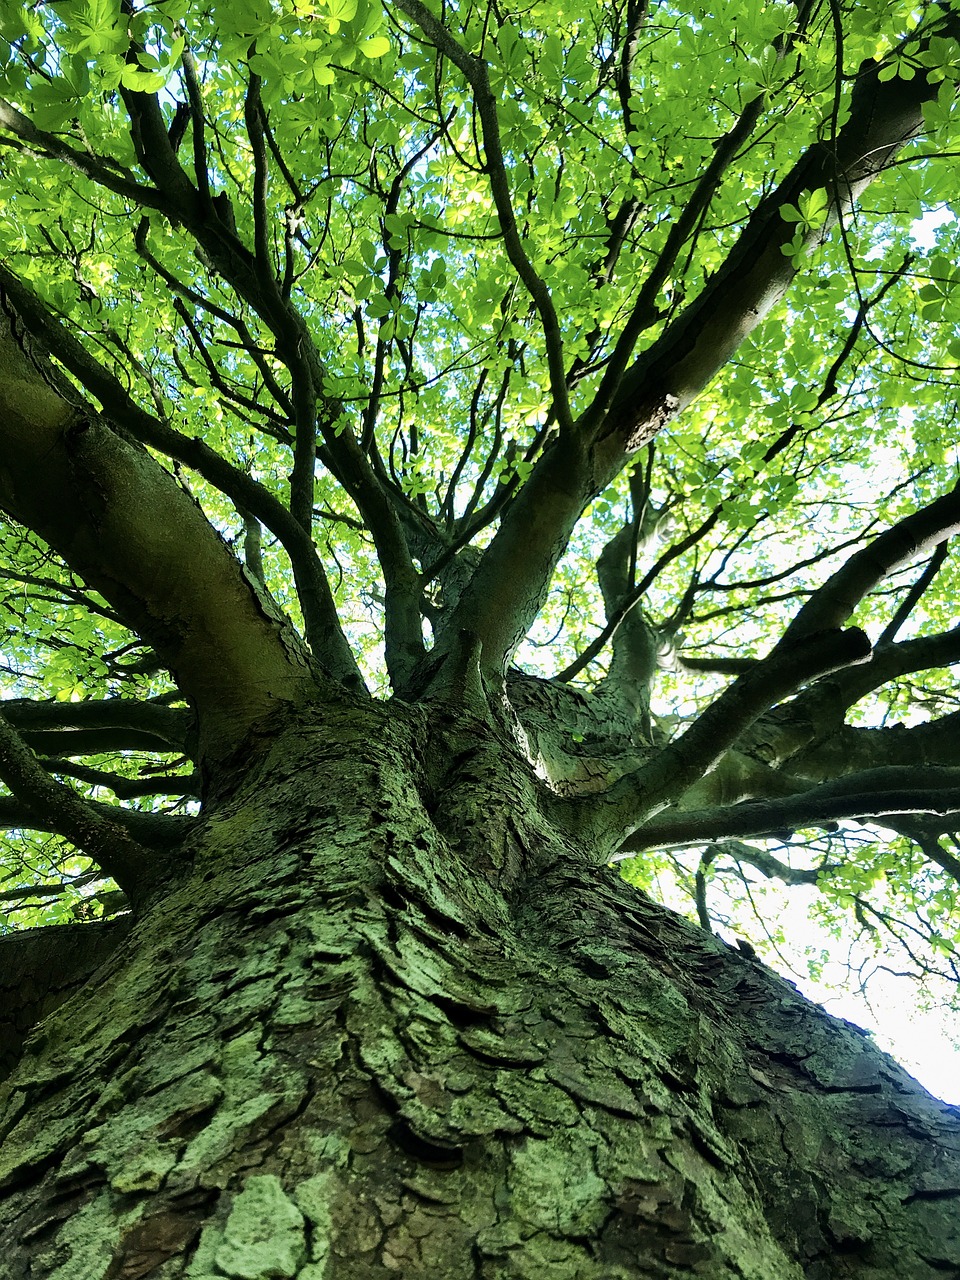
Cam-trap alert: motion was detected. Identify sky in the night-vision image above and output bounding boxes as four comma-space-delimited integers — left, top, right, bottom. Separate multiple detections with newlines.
825, 205, 960, 1106
789, 907, 960, 1105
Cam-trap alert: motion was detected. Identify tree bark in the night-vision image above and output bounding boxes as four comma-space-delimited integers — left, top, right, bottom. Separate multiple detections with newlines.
1, 701, 957, 1279
0, 920, 133, 1082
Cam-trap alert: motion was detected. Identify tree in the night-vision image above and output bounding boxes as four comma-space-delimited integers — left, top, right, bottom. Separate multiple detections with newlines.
1, 0, 960, 1273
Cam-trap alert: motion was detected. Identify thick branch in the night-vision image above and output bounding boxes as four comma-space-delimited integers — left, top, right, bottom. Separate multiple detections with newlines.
580, 92, 765, 437
117, 96, 424, 687
572, 627, 872, 845
429, 435, 593, 677
661, 704, 960, 826
2, 698, 188, 749
676, 656, 757, 676
0, 797, 188, 848
750, 629, 960, 770
786, 711, 960, 784
596, 15, 960, 454
18, 729, 184, 759
622, 767, 960, 853
823, 627, 960, 712
0, 299, 316, 764
0, 263, 363, 688
0, 710, 160, 907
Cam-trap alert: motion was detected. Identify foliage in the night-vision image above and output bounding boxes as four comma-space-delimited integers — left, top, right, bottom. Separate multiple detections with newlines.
0, 0, 959, 1057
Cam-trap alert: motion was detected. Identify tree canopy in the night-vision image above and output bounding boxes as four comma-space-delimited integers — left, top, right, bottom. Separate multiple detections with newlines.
1, 0, 960, 1066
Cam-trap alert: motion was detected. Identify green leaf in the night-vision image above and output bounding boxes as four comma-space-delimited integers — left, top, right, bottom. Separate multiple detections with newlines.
320, 0, 357, 34
365, 293, 392, 318
120, 64, 169, 92
359, 36, 390, 59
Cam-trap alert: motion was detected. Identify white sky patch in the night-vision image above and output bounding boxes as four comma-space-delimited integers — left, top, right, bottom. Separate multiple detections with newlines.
911, 205, 956, 249
729, 880, 960, 1104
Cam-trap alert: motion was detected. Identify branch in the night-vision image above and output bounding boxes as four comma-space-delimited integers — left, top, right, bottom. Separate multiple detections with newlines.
41, 760, 200, 800
785, 711, 960, 787
614, 0, 649, 139
622, 766, 960, 853
120, 84, 211, 220
242, 70, 318, 536
714, 840, 824, 887
18, 728, 185, 759
556, 505, 721, 682
180, 45, 212, 207
0, 263, 363, 689
694, 845, 717, 931
877, 541, 949, 644
0, 709, 160, 907
644, 627, 872, 799
575, 627, 872, 845
595, 12, 960, 454
580, 91, 766, 437
426, 17, 960, 679
689, 841, 823, 934
0, 290, 317, 764
892, 819, 960, 887
782, 482, 960, 643
2, 698, 189, 748
0, 98, 169, 211
783, 626, 960, 732
428, 433, 593, 678
362, 125, 446, 452
675, 656, 757, 676
0, 797, 188, 848
0, 872, 100, 905
98, 87, 424, 687
393, 0, 574, 437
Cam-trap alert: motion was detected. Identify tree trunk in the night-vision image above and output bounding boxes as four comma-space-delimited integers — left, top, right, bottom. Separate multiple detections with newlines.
1, 699, 958, 1279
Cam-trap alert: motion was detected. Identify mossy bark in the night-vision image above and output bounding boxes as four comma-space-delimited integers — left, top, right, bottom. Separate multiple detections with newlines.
1, 698, 958, 1279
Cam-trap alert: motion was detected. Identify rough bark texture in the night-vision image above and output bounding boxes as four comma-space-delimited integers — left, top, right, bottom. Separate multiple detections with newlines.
1, 701, 958, 1279
0, 920, 133, 1081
